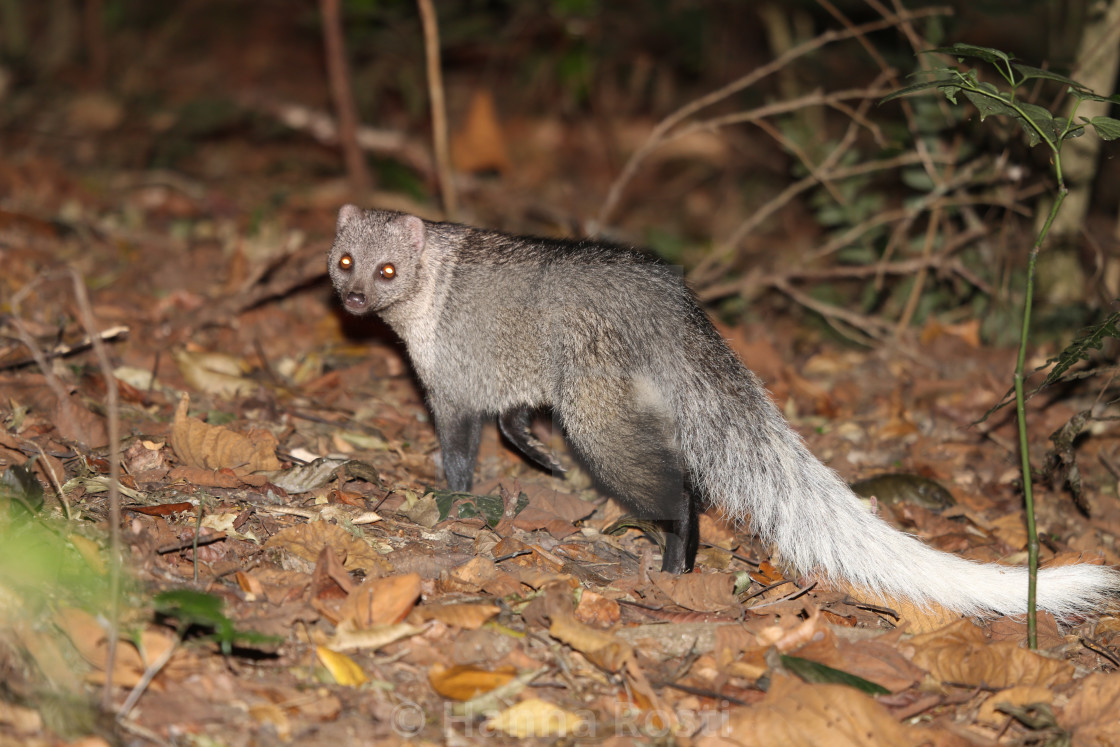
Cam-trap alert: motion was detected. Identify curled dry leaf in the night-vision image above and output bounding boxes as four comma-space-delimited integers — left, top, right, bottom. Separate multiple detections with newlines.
338, 573, 422, 629
652, 570, 739, 612
173, 349, 256, 398
429, 663, 517, 701
907, 618, 1074, 689
976, 685, 1054, 727
263, 521, 390, 575
483, 698, 585, 739
54, 607, 180, 688
415, 602, 501, 630
549, 613, 632, 673
315, 646, 369, 687
722, 675, 957, 747
1059, 672, 1120, 743
170, 393, 281, 475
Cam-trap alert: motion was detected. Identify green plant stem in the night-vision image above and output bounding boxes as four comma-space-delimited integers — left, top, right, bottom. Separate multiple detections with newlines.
1015, 160, 1066, 650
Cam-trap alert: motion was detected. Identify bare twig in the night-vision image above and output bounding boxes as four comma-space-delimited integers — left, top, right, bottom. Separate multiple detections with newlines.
0, 324, 129, 371
594, 5, 951, 230
417, 0, 458, 219
67, 269, 123, 710
769, 277, 892, 345
320, 0, 373, 193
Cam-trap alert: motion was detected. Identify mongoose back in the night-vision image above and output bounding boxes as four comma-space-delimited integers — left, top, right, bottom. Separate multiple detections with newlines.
328, 205, 1119, 618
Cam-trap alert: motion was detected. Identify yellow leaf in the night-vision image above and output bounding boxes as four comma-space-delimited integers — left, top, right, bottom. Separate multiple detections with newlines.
484, 698, 584, 738
316, 646, 368, 687
429, 664, 517, 701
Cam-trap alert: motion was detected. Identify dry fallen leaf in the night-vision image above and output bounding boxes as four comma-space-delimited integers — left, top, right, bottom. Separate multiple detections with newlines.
338, 573, 422, 629
1058, 671, 1120, 744
721, 674, 962, 747
976, 685, 1054, 727
549, 613, 632, 674
173, 349, 256, 398
170, 393, 281, 475
483, 698, 585, 738
54, 608, 180, 688
652, 571, 739, 612
907, 618, 1074, 689
264, 521, 390, 575
316, 646, 369, 687
429, 663, 518, 701
415, 602, 502, 630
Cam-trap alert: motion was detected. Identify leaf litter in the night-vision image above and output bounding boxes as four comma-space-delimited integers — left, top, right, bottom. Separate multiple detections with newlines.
2, 44, 1120, 747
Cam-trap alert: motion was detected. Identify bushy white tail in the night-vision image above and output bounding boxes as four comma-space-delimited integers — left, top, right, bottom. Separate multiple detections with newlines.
681, 383, 1119, 618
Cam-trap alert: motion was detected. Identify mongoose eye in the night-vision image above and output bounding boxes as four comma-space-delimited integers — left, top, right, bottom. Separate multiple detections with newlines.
338, 253, 353, 271
380, 263, 396, 280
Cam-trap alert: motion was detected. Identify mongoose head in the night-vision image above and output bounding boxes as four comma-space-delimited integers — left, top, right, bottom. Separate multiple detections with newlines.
328, 205, 426, 315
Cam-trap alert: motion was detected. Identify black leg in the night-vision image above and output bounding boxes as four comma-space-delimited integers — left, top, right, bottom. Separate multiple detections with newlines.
435, 409, 483, 492
499, 406, 567, 475
559, 377, 695, 573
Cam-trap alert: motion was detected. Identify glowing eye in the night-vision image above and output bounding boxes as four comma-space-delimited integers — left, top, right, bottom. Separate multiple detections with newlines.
380, 263, 396, 279
338, 253, 353, 271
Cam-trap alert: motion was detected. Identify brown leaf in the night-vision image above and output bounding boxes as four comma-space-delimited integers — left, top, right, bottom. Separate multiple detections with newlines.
1059, 671, 1120, 744
652, 571, 739, 612
429, 663, 517, 701
55, 608, 179, 688
976, 685, 1054, 727
170, 393, 281, 475
415, 603, 501, 630
907, 618, 1074, 688
338, 573, 422, 629
549, 613, 632, 673
450, 89, 511, 174
722, 675, 966, 747
53, 394, 108, 448
264, 522, 390, 575
574, 590, 621, 626
791, 628, 923, 694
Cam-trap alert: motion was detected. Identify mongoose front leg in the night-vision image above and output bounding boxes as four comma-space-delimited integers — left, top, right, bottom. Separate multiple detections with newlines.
434, 409, 484, 492
499, 406, 567, 476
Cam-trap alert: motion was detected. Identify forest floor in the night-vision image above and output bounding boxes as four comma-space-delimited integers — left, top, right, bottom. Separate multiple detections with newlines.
2, 7, 1120, 746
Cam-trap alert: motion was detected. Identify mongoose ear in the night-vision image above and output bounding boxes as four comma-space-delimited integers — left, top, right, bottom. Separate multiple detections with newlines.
337, 204, 363, 230
395, 214, 426, 253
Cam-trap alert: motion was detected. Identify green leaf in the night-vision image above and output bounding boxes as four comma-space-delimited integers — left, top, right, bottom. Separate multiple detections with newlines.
1, 464, 45, 517
925, 43, 1012, 66
977, 311, 1120, 423
155, 589, 281, 655
1069, 89, 1120, 105
455, 493, 506, 528
1038, 311, 1120, 391
959, 89, 1061, 148
1011, 64, 1085, 90
1088, 116, 1120, 141
880, 78, 959, 104
780, 654, 891, 695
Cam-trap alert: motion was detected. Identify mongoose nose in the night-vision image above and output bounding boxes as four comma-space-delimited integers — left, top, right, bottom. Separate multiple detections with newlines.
344, 292, 368, 310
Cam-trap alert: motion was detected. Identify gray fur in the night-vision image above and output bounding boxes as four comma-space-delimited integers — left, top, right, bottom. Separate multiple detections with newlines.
328, 206, 1119, 617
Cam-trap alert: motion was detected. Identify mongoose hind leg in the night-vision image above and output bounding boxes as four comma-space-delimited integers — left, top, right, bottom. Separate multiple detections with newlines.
559, 378, 697, 572
499, 406, 567, 475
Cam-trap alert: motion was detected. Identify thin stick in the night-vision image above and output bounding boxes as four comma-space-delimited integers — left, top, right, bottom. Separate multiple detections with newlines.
417, 0, 457, 220
594, 5, 951, 229
68, 269, 123, 708
320, 0, 372, 193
